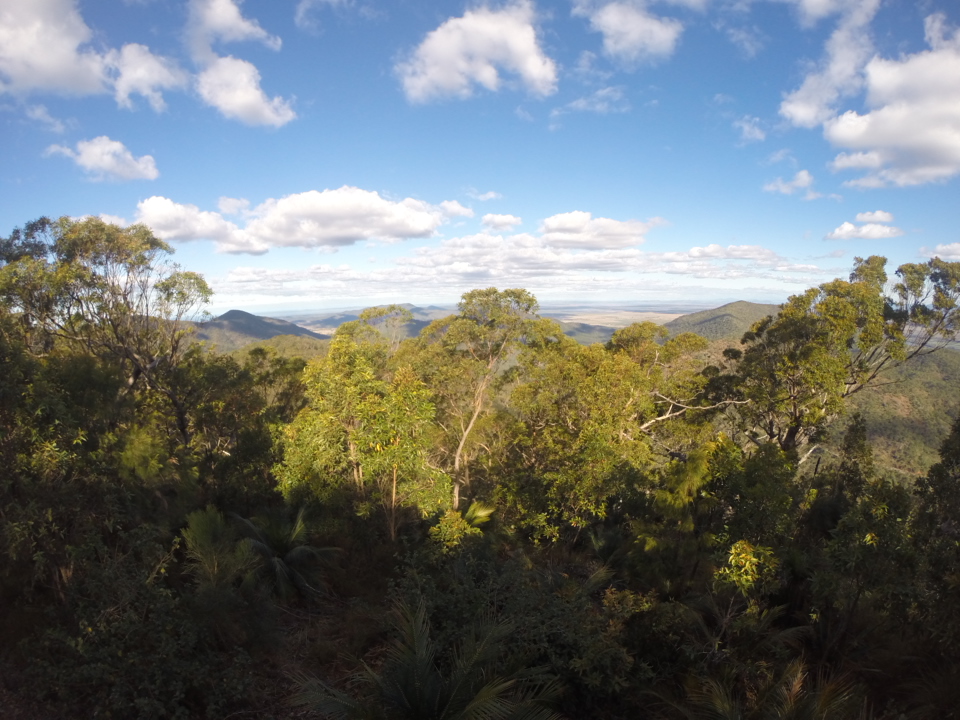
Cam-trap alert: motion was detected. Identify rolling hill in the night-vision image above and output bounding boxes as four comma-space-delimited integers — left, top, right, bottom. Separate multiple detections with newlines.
190, 310, 329, 353
663, 301, 781, 340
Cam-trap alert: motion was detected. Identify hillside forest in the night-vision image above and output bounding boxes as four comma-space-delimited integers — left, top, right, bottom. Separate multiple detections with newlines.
3, 216, 960, 719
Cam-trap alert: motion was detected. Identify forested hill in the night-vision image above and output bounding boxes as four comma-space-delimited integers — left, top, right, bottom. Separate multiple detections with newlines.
662, 300, 782, 340
190, 309, 329, 352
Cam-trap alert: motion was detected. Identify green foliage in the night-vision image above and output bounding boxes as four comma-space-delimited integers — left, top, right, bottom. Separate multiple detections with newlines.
232, 507, 339, 600
662, 301, 782, 341
398, 542, 652, 711
715, 540, 781, 598
295, 600, 562, 720
26, 527, 254, 719
728, 255, 960, 452
234, 332, 330, 360
278, 331, 450, 538
4, 223, 960, 719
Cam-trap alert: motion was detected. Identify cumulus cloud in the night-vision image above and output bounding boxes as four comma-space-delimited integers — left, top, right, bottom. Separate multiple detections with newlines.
824, 220, 903, 240
733, 115, 765, 142
538, 210, 664, 249
137, 195, 243, 245
439, 200, 474, 218
185, 0, 295, 126
762, 169, 822, 199
135, 187, 459, 254
187, 0, 281, 61
573, 0, 683, 67
926, 243, 960, 260
111, 43, 188, 111
0, 0, 108, 96
396, 1, 557, 102
45, 136, 159, 181
196, 56, 296, 127
855, 210, 893, 222
823, 13, 960, 187
218, 196, 251, 216
482, 213, 523, 231
779, 0, 879, 128
0, 0, 184, 111
786, 0, 864, 26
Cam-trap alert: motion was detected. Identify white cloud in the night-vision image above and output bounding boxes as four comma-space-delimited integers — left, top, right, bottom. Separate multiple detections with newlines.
211, 222, 828, 304
136, 187, 457, 254
573, 0, 683, 67
0, 1, 186, 113
926, 243, 960, 260
467, 189, 502, 201
786, 0, 862, 26
439, 200, 474, 218
823, 13, 960, 186
45, 136, 159, 181
538, 210, 664, 248
855, 210, 893, 222
762, 169, 821, 198
733, 115, 765, 142
25, 104, 65, 132
187, 0, 281, 61
825, 220, 903, 240
184, 0, 295, 127
829, 150, 881, 171
196, 56, 296, 127
110, 43, 188, 111
99, 213, 129, 226
396, 1, 557, 102
0, 0, 108, 96
137, 195, 245, 247
779, 0, 879, 128
218, 196, 251, 215
482, 213, 523, 230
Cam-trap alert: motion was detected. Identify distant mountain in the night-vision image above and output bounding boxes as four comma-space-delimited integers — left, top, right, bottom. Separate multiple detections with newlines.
191, 310, 329, 353
663, 301, 781, 341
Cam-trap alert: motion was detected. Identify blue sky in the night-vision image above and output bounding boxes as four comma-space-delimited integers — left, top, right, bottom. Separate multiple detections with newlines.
1, 0, 958, 313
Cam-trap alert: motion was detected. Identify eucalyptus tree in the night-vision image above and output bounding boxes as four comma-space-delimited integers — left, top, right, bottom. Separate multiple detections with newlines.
0, 216, 212, 445
728, 256, 960, 454
404, 288, 540, 508
277, 329, 448, 539
503, 320, 729, 538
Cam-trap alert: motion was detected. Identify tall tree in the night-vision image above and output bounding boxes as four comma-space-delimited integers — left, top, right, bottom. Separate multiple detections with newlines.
406, 288, 539, 508
277, 330, 448, 538
0, 216, 212, 444
728, 256, 960, 453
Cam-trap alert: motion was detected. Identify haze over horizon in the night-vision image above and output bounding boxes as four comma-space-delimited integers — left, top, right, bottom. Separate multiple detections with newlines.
2, 0, 958, 311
